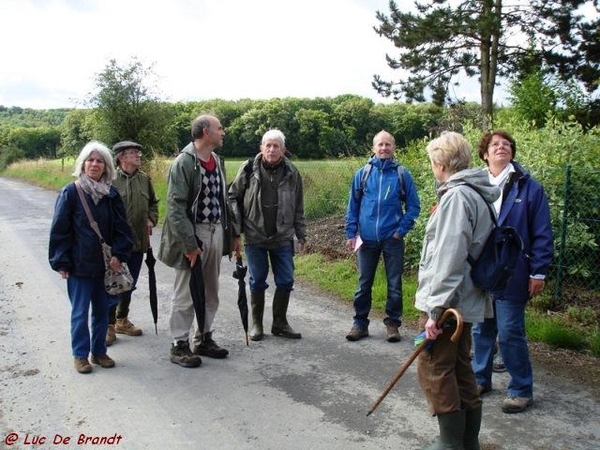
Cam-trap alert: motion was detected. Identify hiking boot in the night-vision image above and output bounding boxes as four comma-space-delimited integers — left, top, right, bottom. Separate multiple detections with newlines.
170, 340, 202, 368
74, 358, 92, 374
115, 318, 143, 336
493, 352, 506, 373
106, 324, 116, 346
91, 354, 115, 368
193, 332, 229, 359
477, 384, 492, 397
385, 323, 401, 342
346, 327, 368, 341
502, 395, 533, 414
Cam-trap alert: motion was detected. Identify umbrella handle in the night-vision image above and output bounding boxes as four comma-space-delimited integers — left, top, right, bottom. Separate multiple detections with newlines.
366, 307, 463, 416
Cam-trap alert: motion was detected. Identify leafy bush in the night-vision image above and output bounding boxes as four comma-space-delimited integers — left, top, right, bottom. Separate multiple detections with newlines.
0, 146, 25, 171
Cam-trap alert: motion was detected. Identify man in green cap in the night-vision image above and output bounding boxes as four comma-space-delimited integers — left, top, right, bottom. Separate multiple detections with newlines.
107, 140, 159, 345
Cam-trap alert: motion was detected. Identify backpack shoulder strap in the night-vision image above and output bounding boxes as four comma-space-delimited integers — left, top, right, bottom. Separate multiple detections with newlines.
463, 183, 498, 266
244, 157, 254, 181
358, 161, 407, 202
356, 162, 372, 200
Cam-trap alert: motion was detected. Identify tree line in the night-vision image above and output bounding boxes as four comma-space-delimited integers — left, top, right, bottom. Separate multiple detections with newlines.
0, 95, 471, 165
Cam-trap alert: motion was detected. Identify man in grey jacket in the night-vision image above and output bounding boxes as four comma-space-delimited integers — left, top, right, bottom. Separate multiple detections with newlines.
158, 114, 230, 368
228, 129, 307, 341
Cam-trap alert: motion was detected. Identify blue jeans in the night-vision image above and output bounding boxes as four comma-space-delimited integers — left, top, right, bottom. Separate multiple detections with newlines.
67, 275, 112, 359
472, 298, 533, 398
352, 236, 404, 329
245, 242, 295, 292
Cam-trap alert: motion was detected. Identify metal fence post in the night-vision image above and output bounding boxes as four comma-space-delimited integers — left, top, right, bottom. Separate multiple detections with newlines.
553, 165, 572, 307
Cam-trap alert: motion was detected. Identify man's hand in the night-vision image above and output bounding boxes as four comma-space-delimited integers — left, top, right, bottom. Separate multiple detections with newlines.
185, 248, 202, 268
147, 219, 154, 236
346, 237, 356, 252
233, 236, 242, 258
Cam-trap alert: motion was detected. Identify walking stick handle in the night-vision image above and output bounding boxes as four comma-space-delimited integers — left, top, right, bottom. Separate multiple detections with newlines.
366, 308, 463, 416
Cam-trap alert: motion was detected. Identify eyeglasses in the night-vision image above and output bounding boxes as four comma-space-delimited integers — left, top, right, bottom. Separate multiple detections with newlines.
489, 140, 511, 149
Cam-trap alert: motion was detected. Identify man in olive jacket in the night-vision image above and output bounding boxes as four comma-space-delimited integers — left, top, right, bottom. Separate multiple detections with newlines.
108, 140, 159, 344
158, 114, 231, 368
227, 129, 306, 341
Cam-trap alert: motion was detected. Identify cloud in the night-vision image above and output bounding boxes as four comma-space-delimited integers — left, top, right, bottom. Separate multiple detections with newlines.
1, 0, 404, 108
1, 0, 494, 109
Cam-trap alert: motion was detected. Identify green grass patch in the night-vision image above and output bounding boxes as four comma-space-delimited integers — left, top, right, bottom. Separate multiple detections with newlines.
526, 310, 587, 351
587, 329, 600, 357
295, 253, 420, 324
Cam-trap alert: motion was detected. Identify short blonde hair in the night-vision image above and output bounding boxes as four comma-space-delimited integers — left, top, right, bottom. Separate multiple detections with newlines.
72, 140, 116, 181
426, 131, 472, 174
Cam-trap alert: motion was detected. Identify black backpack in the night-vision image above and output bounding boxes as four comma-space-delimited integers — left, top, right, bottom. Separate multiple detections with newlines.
466, 185, 524, 292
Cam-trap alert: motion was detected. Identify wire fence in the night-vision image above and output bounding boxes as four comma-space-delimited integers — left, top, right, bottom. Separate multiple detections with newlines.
546, 166, 600, 310
298, 161, 600, 312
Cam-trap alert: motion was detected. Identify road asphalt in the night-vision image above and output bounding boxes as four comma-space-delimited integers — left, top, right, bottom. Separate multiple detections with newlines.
0, 176, 598, 450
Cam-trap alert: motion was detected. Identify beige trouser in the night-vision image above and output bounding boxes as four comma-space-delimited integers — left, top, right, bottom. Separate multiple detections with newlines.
169, 223, 223, 345
417, 313, 481, 415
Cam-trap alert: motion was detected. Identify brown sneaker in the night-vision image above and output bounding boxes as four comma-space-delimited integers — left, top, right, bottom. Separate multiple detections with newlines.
106, 324, 116, 346
346, 327, 369, 341
74, 358, 92, 374
115, 318, 143, 336
91, 354, 115, 368
385, 323, 401, 342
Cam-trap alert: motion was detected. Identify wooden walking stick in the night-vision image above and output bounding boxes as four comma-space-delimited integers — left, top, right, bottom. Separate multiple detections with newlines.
366, 308, 463, 416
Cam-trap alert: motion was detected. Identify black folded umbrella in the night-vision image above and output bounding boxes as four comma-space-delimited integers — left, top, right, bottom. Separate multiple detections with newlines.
232, 256, 249, 345
190, 237, 206, 335
145, 247, 158, 334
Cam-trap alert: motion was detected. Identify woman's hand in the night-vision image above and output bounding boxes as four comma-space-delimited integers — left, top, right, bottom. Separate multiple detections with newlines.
424, 317, 443, 340
108, 256, 122, 271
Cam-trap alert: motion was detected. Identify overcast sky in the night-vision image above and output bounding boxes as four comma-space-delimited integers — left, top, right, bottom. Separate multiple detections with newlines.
0, 0, 484, 109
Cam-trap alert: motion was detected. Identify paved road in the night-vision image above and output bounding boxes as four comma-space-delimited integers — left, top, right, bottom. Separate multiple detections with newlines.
0, 177, 598, 450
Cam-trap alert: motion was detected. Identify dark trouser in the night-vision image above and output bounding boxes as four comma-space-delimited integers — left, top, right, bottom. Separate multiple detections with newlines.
109, 252, 144, 324
352, 237, 404, 329
417, 313, 481, 415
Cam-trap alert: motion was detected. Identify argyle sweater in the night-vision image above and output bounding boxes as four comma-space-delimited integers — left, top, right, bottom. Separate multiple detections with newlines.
195, 158, 222, 224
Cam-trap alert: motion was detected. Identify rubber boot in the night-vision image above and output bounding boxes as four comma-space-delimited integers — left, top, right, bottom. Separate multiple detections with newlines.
463, 406, 482, 450
250, 290, 265, 341
271, 289, 301, 339
423, 410, 466, 450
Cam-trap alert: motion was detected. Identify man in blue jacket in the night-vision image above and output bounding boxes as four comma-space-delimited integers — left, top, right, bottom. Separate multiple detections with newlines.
345, 130, 421, 342
472, 130, 554, 414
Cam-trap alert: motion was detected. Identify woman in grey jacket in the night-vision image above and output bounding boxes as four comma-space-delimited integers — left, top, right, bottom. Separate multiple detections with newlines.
415, 132, 499, 450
